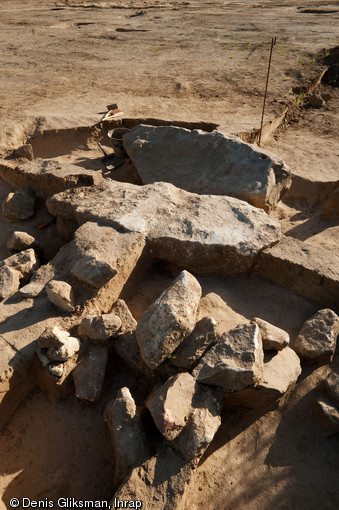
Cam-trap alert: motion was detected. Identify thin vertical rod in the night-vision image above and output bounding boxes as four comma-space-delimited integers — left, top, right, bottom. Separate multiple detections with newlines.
258, 37, 276, 147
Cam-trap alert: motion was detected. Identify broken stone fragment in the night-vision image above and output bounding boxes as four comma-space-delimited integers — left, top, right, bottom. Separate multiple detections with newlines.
46, 336, 81, 361
251, 317, 289, 351
293, 309, 339, 362
45, 280, 75, 312
0, 266, 21, 300
38, 325, 71, 348
73, 344, 108, 402
2, 188, 36, 222
46, 180, 281, 275
110, 300, 152, 377
0, 248, 39, 281
104, 387, 148, 487
146, 372, 196, 440
122, 125, 291, 211
12, 143, 34, 161
48, 362, 64, 379
7, 231, 36, 252
19, 263, 55, 298
223, 346, 301, 410
71, 250, 118, 289
171, 317, 219, 370
79, 313, 122, 342
136, 270, 201, 369
111, 299, 137, 335
325, 369, 339, 402
316, 398, 339, 435
171, 385, 221, 462
193, 323, 264, 390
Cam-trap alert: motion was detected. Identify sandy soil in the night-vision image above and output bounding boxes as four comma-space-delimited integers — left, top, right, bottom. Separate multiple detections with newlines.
0, 1, 339, 509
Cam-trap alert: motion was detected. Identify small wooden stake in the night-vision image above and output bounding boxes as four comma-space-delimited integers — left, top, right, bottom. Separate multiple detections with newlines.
258, 37, 276, 147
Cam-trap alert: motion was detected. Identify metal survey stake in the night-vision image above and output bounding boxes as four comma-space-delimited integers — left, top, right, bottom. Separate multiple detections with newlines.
258, 37, 276, 147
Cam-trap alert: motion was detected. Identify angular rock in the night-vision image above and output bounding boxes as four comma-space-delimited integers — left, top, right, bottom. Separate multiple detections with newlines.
193, 323, 264, 390
136, 271, 201, 369
104, 387, 148, 486
293, 309, 339, 362
251, 317, 289, 351
316, 398, 339, 435
254, 236, 339, 311
0, 248, 39, 280
0, 159, 103, 198
171, 385, 221, 462
73, 344, 108, 402
56, 222, 146, 313
111, 299, 137, 335
171, 317, 219, 369
38, 325, 71, 348
48, 362, 64, 379
123, 125, 291, 211
71, 250, 118, 289
0, 266, 21, 300
110, 300, 152, 377
325, 369, 339, 402
2, 188, 35, 221
7, 231, 36, 252
20, 263, 55, 298
46, 180, 281, 275
45, 280, 75, 312
46, 336, 81, 361
113, 444, 193, 510
146, 372, 196, 440
79, 313, 122, 343
223, 347, 302, 410
12, 143, 34, 161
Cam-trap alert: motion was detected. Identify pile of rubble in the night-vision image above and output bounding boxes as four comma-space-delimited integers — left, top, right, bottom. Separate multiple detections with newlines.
0, 122, 338, 509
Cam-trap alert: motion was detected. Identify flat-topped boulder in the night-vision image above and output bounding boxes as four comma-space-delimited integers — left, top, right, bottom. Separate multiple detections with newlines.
223, 346, 302, 410
47, 180, 281, 275
19, 221, 146, 312
122, 125, 291, 211
0, 159, 103, 198
254, 236, 339, 311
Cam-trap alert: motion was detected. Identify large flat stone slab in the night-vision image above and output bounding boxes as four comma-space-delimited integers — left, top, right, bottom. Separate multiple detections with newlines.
47, 180, 281, 275
122, 125, 291, 211
20, 221, 147, 313
254, 236, 339, 312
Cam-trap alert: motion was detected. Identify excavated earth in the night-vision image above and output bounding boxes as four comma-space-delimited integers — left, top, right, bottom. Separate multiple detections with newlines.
0, 1, 339, 510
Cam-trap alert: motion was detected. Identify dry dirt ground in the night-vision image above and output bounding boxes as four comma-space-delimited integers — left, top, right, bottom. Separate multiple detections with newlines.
0, 1, 339, 509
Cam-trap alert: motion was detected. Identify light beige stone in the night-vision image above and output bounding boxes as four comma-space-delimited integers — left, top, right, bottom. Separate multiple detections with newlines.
136, 270, 201, 369
193, 323, 264, 390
